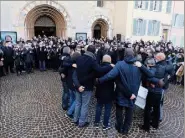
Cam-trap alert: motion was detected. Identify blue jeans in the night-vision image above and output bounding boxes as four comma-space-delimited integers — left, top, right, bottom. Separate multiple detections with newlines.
95, 102, 112, 127
67, 89, 76, 116
39, 60, 46, 71
73, 91, 92, 125
160, 90, 165, 120
62, 81, 69, 110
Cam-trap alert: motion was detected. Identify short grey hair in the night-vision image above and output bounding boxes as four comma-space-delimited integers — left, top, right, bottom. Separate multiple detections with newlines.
63, 46, 71, 54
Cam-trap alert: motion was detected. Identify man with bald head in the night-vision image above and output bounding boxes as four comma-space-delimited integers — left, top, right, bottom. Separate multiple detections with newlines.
136, 52, 174, 132
94, 55, 114, 130
96, 43, 118, 64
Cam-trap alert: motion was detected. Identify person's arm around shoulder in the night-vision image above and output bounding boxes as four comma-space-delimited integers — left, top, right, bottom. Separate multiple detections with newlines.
135, 61, 155, 77
98, 62, 120, 84
92, 58, 114, 73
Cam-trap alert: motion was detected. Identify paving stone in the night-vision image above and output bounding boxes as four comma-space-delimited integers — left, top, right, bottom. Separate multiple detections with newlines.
0, 71, 184, 138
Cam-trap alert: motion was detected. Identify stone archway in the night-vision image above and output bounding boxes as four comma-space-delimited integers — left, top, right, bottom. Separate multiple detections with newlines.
34, 16, 56, 37
92, 19, 109, 39
17, 1, 71, 40
87, 15, 112, 39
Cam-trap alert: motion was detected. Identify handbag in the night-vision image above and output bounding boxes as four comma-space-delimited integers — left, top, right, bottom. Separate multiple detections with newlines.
176, 64, 184, 77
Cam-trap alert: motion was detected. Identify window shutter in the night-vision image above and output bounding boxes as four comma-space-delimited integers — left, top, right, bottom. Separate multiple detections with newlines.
159, 1, 162, 12
145, 1, 149, 10
180, 14, 184, 27
176, 14, 181, 27
172, 14, 176, 26
135, 1, 138, 9
150, 1, 154, 11
147, 20, 152, 35
97, 0, 103, 7
156, 21, 160, 36
166, 1, 172, 13
142, 20, 147, 36
133, 19, 137, 35
171, 36, 176, 46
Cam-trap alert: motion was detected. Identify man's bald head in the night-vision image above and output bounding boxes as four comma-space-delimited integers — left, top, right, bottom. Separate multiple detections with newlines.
102, 55, 111, 63
155, 52, 166, 61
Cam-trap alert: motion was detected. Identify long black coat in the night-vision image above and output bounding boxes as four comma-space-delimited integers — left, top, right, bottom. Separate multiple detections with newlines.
3, 46, 14, 63
95, 62, 115, 104
37, 47, 47, 61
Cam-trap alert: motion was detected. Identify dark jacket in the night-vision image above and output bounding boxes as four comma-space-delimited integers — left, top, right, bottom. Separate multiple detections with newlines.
147, 60, 174, 92
99, 56, 154, 108
95, 62, 115, 104
37, 47, 47, 61
67, 67, 75, 90
59, 53, 72, 81
73, 51, 112, 91
23, 49, 33, 63
14, 51, 24, 66
3, 46, 14, 63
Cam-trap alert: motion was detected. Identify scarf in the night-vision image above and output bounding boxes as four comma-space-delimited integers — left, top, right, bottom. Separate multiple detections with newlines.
84, 51, 96, 60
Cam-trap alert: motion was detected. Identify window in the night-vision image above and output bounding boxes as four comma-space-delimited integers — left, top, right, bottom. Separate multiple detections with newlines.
147, 20, 160, 36
135, 1, 149, 10
153, 1, 160, 11
173, 14, 184, 28
166, 1, 172, 13
133, 19, 147, 36
150, 1, 162, 12
170, 36, 176, 46
97, 0, 103, 7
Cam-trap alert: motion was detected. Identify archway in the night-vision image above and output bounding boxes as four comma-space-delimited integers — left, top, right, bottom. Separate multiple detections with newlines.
34, 16, 56, 37
93, 24, 101, 39
92, 19, 109, 39
24, 4, 66, 40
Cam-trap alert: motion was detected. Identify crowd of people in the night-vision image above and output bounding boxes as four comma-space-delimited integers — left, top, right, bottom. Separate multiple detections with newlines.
0, 35, 184, 135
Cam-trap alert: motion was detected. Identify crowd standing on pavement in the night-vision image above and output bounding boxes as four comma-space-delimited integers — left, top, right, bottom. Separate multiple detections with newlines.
0, 35, 184, 135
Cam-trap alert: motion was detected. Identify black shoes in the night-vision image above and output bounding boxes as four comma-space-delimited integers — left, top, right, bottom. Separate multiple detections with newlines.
115, 124, 128, 135
138, 124, 150, 133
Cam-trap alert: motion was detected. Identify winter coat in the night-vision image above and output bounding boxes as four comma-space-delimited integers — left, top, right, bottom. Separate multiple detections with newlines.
95, 62, 115, 104
99, 56, 153, 108
37, 47, 47, 61
73, 51, 112, 91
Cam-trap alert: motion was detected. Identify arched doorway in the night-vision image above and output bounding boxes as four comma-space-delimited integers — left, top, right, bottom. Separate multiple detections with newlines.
34, 16, 56, 37
25, 4, 66, 40
92, 19, 108, 39
93, 24, 101, 39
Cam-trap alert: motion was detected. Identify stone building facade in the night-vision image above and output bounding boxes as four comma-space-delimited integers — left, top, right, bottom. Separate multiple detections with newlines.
0, 1, 184, 45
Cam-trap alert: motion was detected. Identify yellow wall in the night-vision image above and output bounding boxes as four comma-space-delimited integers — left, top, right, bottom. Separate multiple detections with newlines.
113, 1, 128, 40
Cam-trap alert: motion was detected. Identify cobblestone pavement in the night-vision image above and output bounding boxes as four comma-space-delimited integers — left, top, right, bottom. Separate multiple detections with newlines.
0, 71, 184, 138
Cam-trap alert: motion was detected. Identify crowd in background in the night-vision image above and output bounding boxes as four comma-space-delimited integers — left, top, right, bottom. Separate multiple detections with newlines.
0, 35, 184, 86
0, 35, 184, 135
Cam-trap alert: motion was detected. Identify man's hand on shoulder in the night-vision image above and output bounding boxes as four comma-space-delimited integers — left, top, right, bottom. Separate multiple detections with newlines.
134, 61, 142, 68
78, 86, 85, 92
110, 64, 115, 67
